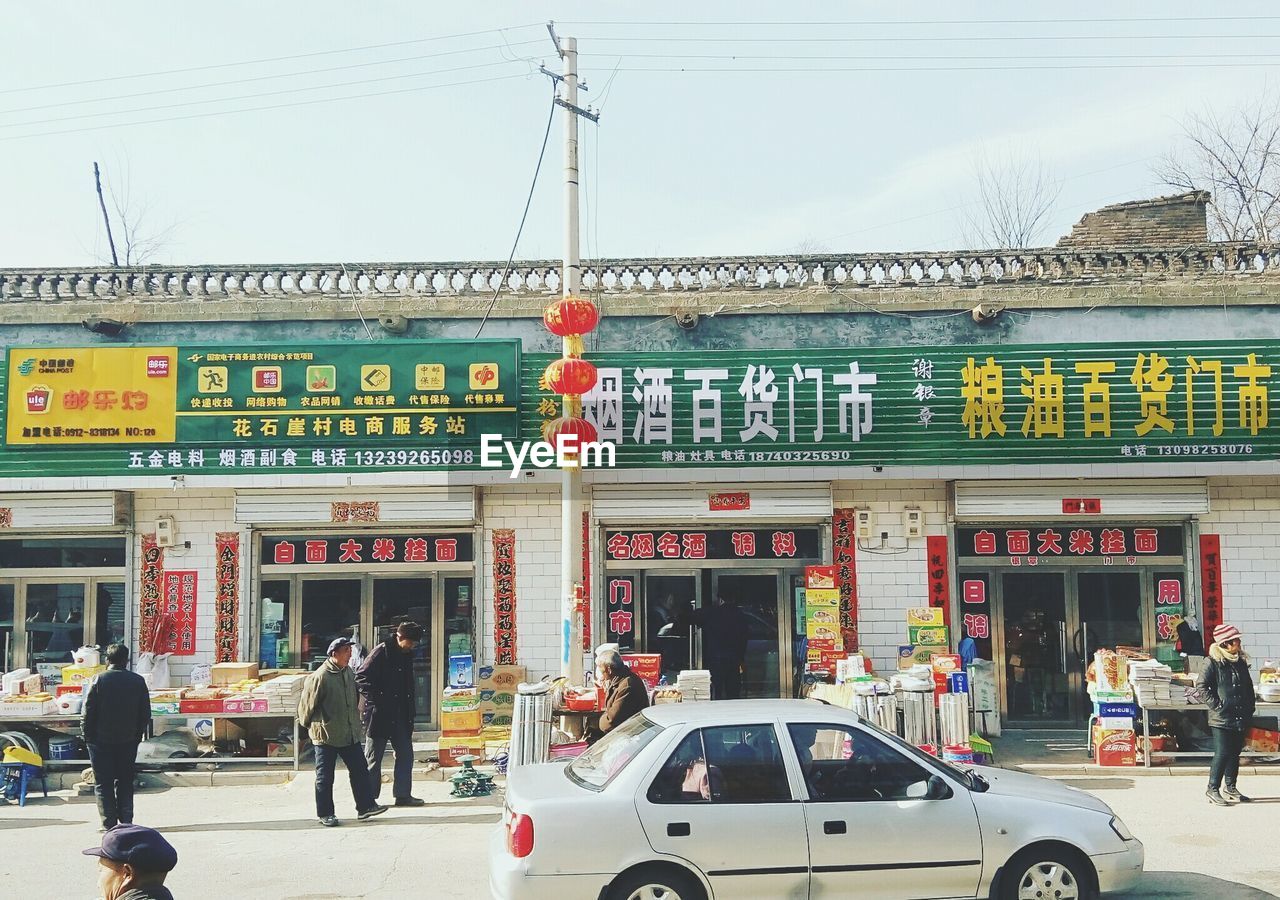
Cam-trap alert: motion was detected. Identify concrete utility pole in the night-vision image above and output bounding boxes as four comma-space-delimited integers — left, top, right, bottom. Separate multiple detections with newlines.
547, 24, 599, 685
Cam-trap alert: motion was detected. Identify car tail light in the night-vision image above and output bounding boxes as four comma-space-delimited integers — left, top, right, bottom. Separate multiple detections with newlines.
506, 808, 534, 858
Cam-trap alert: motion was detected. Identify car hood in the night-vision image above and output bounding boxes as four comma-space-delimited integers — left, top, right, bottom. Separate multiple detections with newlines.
505, 760, 578, 806
971, 766, 1112, 815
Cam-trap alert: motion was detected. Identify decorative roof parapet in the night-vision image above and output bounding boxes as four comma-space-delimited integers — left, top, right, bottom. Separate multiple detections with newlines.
2, 244, 1278, 303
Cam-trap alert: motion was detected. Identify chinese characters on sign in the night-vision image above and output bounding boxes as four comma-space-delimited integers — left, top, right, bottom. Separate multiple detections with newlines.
0, 508, 11, 528
832, 509, 859, 651
214, 532, 240, 663
603, 528, 821, 562
262, 535, 474, 566
330, 501, 380, 524
957, 573, 993, 659
957, 526, 1184, 562
492, 529, 517, 666
162, 571, 198, 656
925, 535, 951, 625
138, 535, 164, 650
605, 576, 635, 650
581, 510, 592, 652
1199, 534, 1224, 656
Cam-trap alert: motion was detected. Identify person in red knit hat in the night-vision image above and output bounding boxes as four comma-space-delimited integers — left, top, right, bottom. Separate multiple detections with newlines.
1196, 624, 1256, 805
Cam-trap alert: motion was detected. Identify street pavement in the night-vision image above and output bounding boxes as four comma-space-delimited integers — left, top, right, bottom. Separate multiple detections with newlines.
2, 771, 1278, 898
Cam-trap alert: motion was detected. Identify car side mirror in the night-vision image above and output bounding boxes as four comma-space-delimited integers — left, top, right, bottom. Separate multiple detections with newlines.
905, 780, 929, 800
927, 775, 952, 800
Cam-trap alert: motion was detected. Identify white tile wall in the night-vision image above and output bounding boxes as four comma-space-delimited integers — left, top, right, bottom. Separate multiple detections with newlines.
1200, 476, 1280, 662
834, 480, 949, 675
132, 490, 247, 684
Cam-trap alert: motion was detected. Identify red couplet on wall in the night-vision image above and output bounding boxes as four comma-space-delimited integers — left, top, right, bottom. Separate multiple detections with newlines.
492, 529, 517, 666
1199, 534, 1224, 656
832, 509, 859, 651
926, 535, 951, 627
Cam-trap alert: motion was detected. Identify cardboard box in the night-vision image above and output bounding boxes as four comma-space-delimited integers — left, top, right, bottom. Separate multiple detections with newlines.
179, 699, 225, 714
622, 654, 662, 692
441, 687, 479, 710
150, 702, 181, 716
55, 684, 83, 697
1095, 701, 1138, 718
61, 664, 107, 686
437, 736, 484, 767
804, 588, 840, 606
211, 663, 259, 685
477, 666, 526, 692
1095, 729, 1137, 767
906, 607, 945, 627
898, 646, 937, 669
805, 566, 838, 590
1097, 716, 1135, 732
0, 699, 58, 717
909, 625, 949, 647
1247, 727, 1280, 754
222, 698, 269, 714
480, 710, 513, 727
441, 708, 483, 735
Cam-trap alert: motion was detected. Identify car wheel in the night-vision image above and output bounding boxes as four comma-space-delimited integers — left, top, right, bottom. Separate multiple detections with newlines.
608, 865, 705, 900
1001, 848, 1094, 900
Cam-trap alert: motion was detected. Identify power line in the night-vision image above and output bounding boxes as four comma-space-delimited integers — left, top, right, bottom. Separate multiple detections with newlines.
0, 23, 542, 96
0, 73, 530, 142
583, 51, 1280, 62
475, 84, 558, 339
0, 40, 545, 117
565, 15, 1280, 26
577, 33, 1280, 43
2, 59, 527, 131
608, 61, 1280, 73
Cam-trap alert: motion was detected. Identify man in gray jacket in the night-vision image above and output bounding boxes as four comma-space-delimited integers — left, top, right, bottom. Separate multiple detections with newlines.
298, 638, 387, 827
82, 643, 151, 831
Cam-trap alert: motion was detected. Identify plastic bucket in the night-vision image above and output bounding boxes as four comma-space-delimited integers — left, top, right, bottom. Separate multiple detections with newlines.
942, 744, 974, 765
48, 736, 83, 761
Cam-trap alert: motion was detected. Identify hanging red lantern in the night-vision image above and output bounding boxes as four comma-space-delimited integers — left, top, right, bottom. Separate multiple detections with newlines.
544, 357, 598, 396
542, 415, 599, 447
543, 297, 600, 337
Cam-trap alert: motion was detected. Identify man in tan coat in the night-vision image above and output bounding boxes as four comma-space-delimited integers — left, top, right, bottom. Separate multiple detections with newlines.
298, 638, 387, 827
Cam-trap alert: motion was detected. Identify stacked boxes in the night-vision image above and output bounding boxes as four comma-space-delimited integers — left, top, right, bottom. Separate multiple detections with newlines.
439, 685, 483, 766
477, 665, 525, 728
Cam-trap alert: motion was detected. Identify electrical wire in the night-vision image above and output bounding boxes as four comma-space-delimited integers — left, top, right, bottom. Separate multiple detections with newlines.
2, 59, 527, 130
0, 24, 543, 95
564, 15, 1280, 26
577, 33, 1280, 43
474, 84, 558, 339
610, 62, 1280, 73
0, 40, 545, 117
583, 52, 1280, 61
0, 72, 530, 142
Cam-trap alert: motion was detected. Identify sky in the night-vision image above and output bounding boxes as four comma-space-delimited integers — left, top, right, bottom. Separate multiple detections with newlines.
0, 1, 1273, 267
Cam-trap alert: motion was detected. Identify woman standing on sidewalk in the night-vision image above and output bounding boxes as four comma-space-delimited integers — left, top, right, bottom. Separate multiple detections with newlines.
1197, 624, 1257, 806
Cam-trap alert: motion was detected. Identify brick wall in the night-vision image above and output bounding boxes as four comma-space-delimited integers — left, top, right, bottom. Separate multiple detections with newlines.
833, 480, 949, 674
479, 484, 567, 680
1057, 191, 1209, 248
132, 489, 247, 684
1199, 476, 1280, 662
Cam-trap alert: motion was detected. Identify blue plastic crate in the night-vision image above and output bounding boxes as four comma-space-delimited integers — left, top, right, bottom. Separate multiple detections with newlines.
1094, 701, 1138, 718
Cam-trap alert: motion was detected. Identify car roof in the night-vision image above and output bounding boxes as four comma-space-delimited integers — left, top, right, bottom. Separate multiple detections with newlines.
642, 698, 859, 728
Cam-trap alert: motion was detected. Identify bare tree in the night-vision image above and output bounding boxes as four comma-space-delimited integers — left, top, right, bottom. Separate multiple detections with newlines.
1158, 94, 1280, 246
960, 148, 1061, 249
93, 158, 178, 266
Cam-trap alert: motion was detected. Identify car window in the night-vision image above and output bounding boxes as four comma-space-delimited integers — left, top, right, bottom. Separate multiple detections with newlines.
567, 714, 663, 791
788, 723, 934, 802
648, 725, 792, 804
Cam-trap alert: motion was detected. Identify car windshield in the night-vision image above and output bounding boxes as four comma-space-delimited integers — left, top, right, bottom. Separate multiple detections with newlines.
857, 713, 987, 792
566, 714, 664, 791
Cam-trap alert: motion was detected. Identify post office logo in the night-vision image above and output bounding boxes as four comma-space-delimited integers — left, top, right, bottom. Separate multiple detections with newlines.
252, 366, 282, 393
415, 363, 445, 391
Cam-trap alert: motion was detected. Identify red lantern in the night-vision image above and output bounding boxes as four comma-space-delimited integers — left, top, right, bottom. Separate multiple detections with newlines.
542, 416, 599, 447
544, 357, 598, 396
543, 297, 600, 337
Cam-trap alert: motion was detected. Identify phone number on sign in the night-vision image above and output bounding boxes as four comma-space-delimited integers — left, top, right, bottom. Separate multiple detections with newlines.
354, 449, 476, 466
747, 450, 855, 463
1154, 444, 1255, 456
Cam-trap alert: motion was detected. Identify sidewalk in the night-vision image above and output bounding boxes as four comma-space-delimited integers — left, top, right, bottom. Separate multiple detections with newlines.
992, 728, 1280, 776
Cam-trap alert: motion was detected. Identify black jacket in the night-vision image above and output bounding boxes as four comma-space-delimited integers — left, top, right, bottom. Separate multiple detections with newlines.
684, 604, 750, 668
1197, 654, 1256, 731
82, 667, 151, 745
355, 638, 416, 738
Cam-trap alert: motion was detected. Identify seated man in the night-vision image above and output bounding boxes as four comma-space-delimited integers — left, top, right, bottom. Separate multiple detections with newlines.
586, 647, 650, 744
83, 824, 179, 900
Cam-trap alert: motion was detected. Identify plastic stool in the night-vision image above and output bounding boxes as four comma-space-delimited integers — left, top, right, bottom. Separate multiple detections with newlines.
1, 762, 49, 806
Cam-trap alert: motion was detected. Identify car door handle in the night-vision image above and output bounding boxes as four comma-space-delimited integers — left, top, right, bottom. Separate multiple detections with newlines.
667, 822, 691, 837
823, 820, 847, 835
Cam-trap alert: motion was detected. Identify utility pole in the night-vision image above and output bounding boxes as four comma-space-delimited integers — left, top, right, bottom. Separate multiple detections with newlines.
546, 23, 599, 685
93, 162, 120, 267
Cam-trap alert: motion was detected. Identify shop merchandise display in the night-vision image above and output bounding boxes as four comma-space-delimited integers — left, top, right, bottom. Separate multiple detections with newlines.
675, 670, 712, 702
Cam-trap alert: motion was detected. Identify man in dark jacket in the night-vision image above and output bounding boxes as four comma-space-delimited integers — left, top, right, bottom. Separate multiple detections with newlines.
587, 647, 649, 744
83, 824, 178, 900
82, 643, 151, 831
356, 621, 424, 806
680, 593, 750, 700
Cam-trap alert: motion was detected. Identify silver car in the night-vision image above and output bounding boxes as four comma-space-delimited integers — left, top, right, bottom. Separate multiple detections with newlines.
491, 699, 1143, 900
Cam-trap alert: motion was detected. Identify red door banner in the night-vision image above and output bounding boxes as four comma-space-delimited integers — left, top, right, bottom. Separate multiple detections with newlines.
926, 535, 951, 626
832, 509, 859, 651
138, 534, 164, 650
582, 510, 592, 651
492, 529, 517, 665
213, 532, 240, 663
1199, 534, 1224, 655
162, 571, 198, 656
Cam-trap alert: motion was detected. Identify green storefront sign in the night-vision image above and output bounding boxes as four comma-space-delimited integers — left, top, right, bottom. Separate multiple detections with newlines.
527, 338, 1279, 467
0, 340, 519, 476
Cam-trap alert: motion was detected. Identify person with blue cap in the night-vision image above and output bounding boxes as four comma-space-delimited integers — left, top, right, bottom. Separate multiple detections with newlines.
298, 636, 387, 826
83, 824, 178, 900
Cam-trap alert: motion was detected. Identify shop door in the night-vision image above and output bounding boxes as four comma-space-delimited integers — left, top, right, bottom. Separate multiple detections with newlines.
1000, 573, 1072, 724
643, 573, 697, 686
709, 573, 783, 699
372, 577, 434, 724
299, 579, 362, 670
1075, 572, 1143, 665
23, 581, 87, 669
0, 583, 15, 671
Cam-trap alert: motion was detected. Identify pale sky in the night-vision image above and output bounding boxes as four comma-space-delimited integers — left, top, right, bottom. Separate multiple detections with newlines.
1, 1, 1271, 267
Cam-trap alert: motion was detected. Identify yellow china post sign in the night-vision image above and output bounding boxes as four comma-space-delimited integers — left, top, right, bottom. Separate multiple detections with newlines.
6, 347, 179, 445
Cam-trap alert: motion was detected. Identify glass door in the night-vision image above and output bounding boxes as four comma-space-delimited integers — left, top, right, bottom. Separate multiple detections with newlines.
1000, 572, 1072, 724
1074, 572, 1143, 667
0, 583, 15, 672
299, 578, 361, 671
709, 572, 782, 699
372, 577, 433, 724
643, 573, 697, 686
24, 581, 87, 669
